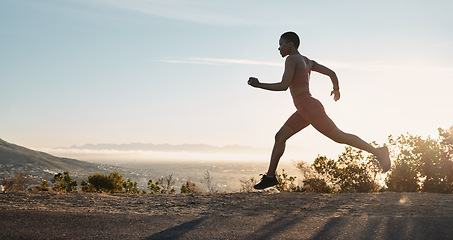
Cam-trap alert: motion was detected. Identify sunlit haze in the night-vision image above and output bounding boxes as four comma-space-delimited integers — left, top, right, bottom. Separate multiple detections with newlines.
2, 0, 452, 164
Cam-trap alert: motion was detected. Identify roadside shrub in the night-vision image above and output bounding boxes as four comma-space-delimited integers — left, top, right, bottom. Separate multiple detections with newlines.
52, 172, 77, 192
1, 170, 30, 192
302, 178, 334, 193
386, 128, 453, 193
201, 171, 217, 193
147, 179, 165, 194
33, 179, 50, 191
239, 177, 257, 193
180, 180, 202, 194
123, 178, 140, 194
296, 146, 381, 193
82, 172, 124, 193
157, 174, 176, 194
275, 169, 302, 192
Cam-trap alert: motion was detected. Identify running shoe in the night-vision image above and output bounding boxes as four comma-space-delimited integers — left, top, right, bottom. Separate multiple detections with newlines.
253, 175, 279, 190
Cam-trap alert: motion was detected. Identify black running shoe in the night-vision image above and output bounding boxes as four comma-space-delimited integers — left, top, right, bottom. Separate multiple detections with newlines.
254, 175, 279, 190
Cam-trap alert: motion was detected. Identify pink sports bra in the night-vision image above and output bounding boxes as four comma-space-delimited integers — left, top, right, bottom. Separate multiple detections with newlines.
289, 57, 311, 89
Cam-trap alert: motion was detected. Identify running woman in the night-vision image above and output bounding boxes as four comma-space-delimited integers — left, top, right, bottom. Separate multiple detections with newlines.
248, 32, 391, 190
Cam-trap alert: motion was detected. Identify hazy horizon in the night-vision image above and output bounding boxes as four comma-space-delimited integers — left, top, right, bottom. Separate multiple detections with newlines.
43, 141, 325, 165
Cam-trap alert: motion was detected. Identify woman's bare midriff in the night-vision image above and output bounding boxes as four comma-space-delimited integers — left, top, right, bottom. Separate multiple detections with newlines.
290, 87, 310, 97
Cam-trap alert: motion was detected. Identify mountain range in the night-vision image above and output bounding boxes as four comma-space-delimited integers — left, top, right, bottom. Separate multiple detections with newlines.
60, 143, 259, 153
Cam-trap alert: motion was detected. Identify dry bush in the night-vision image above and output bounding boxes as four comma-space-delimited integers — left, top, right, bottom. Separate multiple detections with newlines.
1, 170, 30, 192
239, 177, 257, 193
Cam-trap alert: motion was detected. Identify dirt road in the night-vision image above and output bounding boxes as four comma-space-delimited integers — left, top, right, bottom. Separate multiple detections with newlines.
1, 192, 452, 239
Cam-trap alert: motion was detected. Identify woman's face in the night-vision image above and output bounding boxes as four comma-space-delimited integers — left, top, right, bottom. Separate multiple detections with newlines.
278, 37, 292, 57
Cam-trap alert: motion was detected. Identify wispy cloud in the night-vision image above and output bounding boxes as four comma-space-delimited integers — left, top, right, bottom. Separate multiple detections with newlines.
319, 60, 453, 74
92, 0, 262, 26
161, 57, 283, 67
163, 57, 453, 76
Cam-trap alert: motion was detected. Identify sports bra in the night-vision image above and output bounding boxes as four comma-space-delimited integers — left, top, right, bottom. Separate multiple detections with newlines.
289, 56, 311, 89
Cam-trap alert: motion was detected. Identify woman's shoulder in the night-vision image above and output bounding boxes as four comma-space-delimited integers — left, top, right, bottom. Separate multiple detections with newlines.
286, 54, 305, 64
288, 54, 308, 71
301, 55, 316, 68
301, 55, 311, 62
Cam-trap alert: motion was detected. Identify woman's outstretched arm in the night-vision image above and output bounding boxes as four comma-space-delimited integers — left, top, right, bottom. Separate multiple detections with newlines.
248, 56, 296, 91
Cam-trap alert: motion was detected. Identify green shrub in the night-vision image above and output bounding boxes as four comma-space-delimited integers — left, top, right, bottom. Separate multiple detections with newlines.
52, 172, 77, 192
180, 180, 202, 194
82, 172, 124, 193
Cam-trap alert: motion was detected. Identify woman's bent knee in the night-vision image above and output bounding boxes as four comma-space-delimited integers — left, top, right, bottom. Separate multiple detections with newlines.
274, 131, 286, 143
275, 125, 295, 143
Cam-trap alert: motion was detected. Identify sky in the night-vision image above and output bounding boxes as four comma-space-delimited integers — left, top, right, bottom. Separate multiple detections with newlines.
1, 0, 453, 164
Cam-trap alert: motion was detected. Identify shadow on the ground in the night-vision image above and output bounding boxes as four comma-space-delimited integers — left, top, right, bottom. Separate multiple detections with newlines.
143, 217, 207, 240
143, 215, 453, 240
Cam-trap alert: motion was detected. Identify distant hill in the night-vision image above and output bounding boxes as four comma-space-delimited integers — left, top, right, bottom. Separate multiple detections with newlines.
0, 138, 98, 172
